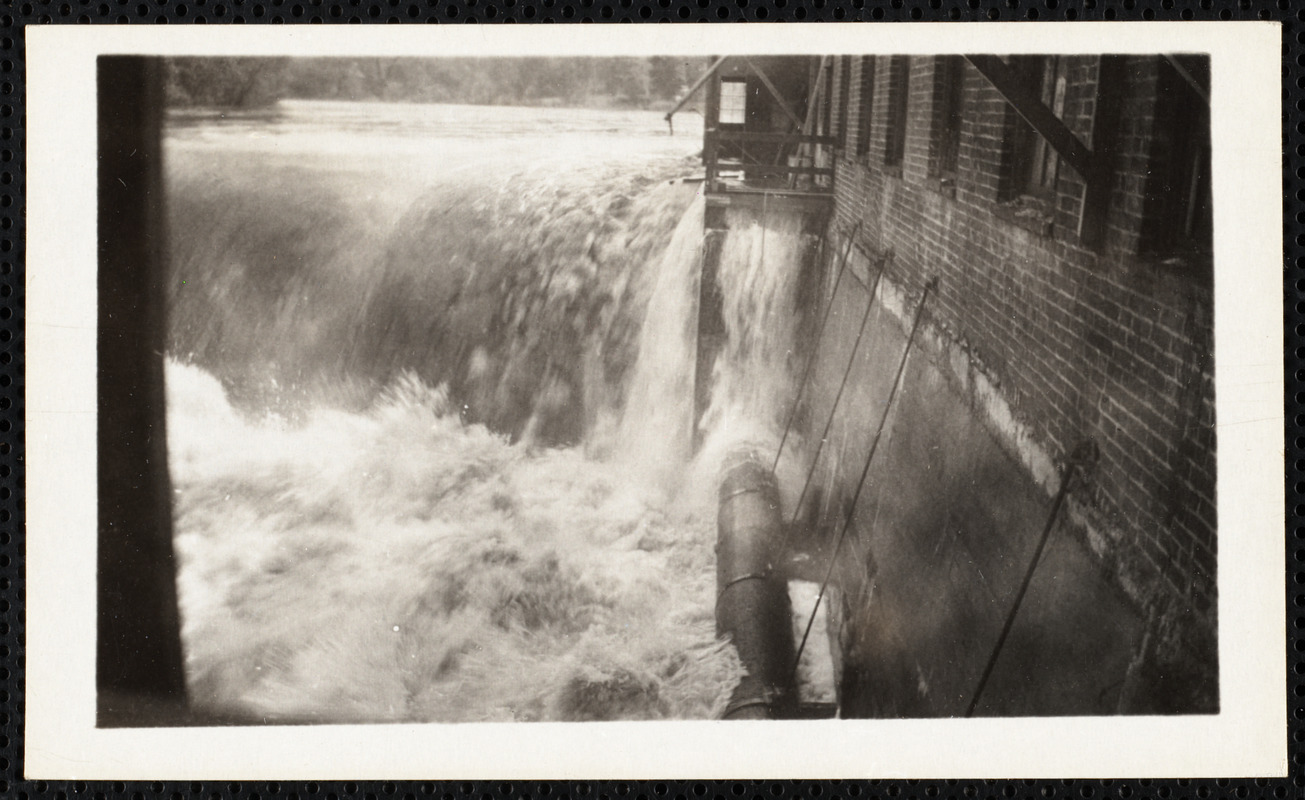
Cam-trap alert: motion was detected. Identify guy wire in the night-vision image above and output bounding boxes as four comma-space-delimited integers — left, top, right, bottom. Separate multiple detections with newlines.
790, 277, 937, 683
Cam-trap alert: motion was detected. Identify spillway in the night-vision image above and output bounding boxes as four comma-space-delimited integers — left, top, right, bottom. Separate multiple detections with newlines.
162, 99, 836, 723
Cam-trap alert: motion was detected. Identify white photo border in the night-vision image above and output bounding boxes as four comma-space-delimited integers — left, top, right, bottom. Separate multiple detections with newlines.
24, 22, 1286, 779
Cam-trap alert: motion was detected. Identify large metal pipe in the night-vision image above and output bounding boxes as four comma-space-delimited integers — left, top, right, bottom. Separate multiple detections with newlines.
716, 450, 797, 719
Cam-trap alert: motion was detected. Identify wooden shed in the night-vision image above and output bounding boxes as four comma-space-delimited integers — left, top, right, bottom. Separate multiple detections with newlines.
667, 55, 836, 217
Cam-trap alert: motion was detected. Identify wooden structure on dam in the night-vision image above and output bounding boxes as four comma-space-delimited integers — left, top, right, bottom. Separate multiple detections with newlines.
667, 55, 837, 219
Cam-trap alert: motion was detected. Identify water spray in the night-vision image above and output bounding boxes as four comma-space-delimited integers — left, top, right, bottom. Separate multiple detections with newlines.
772, 220, 864, 474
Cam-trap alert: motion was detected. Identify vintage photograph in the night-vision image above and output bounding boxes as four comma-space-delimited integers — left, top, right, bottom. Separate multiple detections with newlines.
24, 22, 1285, 779
97, 49, 1217, 726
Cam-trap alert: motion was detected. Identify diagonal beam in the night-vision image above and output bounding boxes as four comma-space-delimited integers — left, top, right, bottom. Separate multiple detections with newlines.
964, 54, 1096, 182
800, 56, 828, 137
1078, 55, 1127, 243
744, 56, 807, 132
665, 55, 729, 122
1162, 54, 1210, 106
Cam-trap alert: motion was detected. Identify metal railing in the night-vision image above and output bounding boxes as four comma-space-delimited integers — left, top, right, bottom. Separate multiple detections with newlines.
703, 129, 836, 193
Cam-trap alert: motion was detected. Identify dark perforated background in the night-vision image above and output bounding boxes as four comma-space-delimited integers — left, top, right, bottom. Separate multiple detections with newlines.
0, 0, 1297, 23
2, 4, 1298, 794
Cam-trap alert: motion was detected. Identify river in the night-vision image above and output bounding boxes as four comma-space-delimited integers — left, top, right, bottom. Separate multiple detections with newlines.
162, 99, 826, 723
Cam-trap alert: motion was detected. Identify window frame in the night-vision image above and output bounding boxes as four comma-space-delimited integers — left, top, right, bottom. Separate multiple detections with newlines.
884, 55, 910, 168
1139, 55, 1213, 261
718, 78, 748, 126
855, 56, 876, 162
934, 55, 966, 185
836, 57, 852, 150
1006, 55, 1069, 204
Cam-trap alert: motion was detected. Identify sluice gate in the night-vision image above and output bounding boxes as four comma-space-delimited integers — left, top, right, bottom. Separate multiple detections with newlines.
670, 55, 845, 718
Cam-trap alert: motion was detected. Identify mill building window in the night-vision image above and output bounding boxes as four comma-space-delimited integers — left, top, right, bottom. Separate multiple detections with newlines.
1007, 55, 1068, 202
837, 57, 852, 150
1140, 55, 1212, 261
934, 56, 966, 185
856, 56, 876, 161
884, 55, 910, 167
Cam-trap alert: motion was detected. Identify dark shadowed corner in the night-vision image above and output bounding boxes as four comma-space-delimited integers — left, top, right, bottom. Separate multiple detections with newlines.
96, 55, 188, 728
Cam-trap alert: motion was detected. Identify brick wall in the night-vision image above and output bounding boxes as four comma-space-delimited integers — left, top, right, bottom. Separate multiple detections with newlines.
901, 56, 936, 185
824, 54, 1216, 664
846, 57, 868, 157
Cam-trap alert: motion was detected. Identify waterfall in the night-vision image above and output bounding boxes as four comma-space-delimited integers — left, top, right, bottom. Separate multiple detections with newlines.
161, 99, 824, 724
699, 206, 809, 456
614, 194, 705, 493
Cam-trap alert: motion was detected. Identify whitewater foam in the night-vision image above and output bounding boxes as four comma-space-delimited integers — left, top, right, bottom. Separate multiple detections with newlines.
167, 360, 742, 723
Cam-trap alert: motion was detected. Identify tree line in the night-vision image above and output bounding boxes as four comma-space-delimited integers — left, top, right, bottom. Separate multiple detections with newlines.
164, 56, 705, 111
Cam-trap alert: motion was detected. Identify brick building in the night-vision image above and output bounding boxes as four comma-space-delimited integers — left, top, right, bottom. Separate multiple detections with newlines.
684, 53, 1215, 714
818, 54, 1214, 713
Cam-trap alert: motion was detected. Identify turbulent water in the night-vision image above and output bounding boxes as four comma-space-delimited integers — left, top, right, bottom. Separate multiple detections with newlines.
164, 100, 823, 723
168, 363, 740, 722
700, 209, 814, 463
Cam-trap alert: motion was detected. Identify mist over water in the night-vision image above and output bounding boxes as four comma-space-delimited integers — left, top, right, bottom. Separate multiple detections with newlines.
164, 100, 820, 722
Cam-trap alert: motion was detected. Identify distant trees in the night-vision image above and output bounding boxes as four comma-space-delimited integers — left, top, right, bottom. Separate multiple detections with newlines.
162, 56, 701, 110
165, 57, 290, 108
648, 57, 686, 100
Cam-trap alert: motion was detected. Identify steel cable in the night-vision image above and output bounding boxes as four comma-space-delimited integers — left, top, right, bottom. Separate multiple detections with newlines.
963, 440, 1095, 717
774, 249, 888, 562
790, 277, 936, 684
771, 219, 864, 474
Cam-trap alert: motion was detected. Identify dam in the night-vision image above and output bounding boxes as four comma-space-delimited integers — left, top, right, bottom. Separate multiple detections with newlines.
95, 53, 1217, 724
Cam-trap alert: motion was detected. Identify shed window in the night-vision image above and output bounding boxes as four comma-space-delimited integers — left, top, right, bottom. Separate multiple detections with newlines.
719, 79, 747, 125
